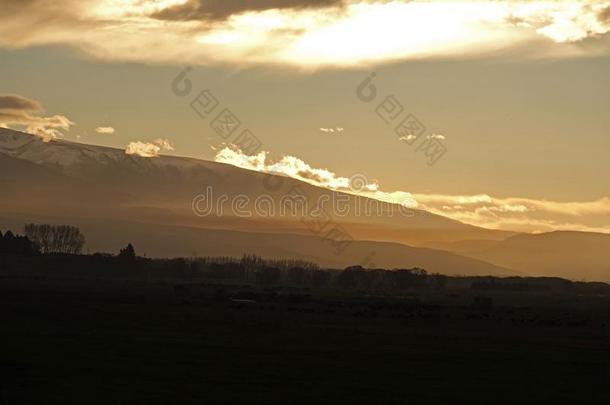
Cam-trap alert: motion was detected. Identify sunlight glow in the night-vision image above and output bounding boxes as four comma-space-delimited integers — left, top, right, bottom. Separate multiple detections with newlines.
3, 1, 609, 68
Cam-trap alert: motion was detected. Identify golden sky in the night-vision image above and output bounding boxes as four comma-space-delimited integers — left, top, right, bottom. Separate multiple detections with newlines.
1, 0, 609, 233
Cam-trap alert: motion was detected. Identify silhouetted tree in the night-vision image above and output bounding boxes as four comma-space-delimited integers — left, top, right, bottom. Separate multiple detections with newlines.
0, 230, 38, 256
118, 243, 136, 261
393, 268, 426, 290
0, 230, 12, 256
24, 224, 85, 254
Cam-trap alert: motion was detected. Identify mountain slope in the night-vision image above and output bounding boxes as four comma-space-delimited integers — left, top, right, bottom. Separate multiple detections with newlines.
0, 128, 513, 246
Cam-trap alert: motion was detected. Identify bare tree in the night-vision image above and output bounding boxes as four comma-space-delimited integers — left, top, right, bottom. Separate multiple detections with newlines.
24, 224, 85, 254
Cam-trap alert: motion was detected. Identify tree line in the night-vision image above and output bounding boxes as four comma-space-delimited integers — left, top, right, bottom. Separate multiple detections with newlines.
3, 224, 606, 296
1, 225, 438, 291
1, 224, 86, 255
149, 258, 440, 291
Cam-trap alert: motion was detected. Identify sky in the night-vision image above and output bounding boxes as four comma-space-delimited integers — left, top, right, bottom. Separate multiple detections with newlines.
0, 0, 609, 234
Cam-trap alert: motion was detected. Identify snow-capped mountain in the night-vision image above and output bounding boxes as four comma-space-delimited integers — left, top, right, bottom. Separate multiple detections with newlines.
0, 128, 216, 176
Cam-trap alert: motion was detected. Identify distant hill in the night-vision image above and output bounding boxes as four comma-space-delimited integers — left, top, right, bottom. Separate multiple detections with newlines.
421, 231, 610, 281
0, 213, 516, 276
469, 231, 610, 281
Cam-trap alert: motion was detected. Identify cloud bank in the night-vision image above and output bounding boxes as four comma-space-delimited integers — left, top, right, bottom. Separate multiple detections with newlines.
215, 146, 610, 234
1, 1, 610, 68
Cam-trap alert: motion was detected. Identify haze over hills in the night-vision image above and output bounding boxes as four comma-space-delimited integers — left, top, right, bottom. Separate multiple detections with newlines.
466, 232, 610, 282
1, 128, 609, 281
422, 232, 610, 281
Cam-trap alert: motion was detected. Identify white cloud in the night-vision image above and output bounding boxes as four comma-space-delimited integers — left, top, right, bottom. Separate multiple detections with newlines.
125, 141, 161, 158
95, 126, 115, 134
319, 126, 344, 134
399, 135, 417, 143
153, 137, 175, 151
216, 146, 351, 189
125, 137, 175, 158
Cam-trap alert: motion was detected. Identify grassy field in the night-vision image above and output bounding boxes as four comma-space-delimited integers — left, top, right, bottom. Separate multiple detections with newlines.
0, 277, 608, 404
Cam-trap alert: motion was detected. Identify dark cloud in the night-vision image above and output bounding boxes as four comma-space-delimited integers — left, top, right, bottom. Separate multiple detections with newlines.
0, 94, 42, 111
152, 0, 345, 21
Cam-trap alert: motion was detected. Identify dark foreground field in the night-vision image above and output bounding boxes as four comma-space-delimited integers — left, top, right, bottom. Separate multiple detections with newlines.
1, 277, 608, 404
